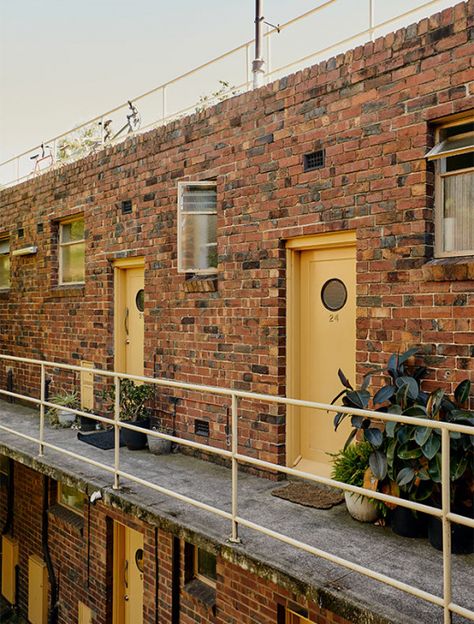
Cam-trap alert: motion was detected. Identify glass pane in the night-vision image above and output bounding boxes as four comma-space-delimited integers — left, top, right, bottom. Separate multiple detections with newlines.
197, 549, 216, 581
62, 219, 84, 243
0, 455, 9, 475
59, 483, 84, 513
0, 255, 10, 288
443, 172, 474, 253
182, 186, 216, 213
181, 214, 217, 271
0, 239, 9, 254
61, 242, 85, 282
446, 151, 474, 172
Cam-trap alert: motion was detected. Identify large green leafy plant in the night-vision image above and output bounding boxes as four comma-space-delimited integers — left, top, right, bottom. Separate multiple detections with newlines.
102, 379, 154, 422
333, 348, 474, 508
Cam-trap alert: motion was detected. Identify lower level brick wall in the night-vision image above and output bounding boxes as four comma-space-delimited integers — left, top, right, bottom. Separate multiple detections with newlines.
0, 460, 353, 624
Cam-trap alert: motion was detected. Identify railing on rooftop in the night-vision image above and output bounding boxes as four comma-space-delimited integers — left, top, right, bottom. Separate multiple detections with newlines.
0, 353, 472, 624
0, 0, 457, 188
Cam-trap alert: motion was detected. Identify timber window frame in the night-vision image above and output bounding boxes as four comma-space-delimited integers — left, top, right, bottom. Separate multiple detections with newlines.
426, 117, 474, 258
57, 482, 85, 515
59, 216, 85, 285
0, 237, 10, 290
177, 181, 217, 274
185, 543, 217, 588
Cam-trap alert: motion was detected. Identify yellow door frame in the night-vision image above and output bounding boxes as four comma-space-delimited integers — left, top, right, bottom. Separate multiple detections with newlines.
285, 231, 356, 468
113, 257, 145, 374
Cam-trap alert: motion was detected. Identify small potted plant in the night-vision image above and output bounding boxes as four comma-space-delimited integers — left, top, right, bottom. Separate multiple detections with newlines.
48, 391, 79, 428
103, 379, 154, 450
331, 441, 379, 522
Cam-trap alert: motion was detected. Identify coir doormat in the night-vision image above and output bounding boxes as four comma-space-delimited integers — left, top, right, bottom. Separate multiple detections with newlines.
271, 481, 344, 509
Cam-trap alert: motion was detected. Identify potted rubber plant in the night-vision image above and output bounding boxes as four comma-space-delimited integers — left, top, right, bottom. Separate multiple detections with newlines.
103, 379, 154, 450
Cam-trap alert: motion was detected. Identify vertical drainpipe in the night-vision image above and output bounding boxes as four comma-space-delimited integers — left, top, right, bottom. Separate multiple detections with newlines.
252, 0, 265, 88
42, 476, 58, 624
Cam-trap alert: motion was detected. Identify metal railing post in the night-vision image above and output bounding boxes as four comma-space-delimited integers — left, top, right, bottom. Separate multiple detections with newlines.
162, 87, 167, 122
38, 363, 45, 457
113, 376, 121, 490
441, 427, 452, 624
369, 0, 375, 41
229, 393, 241, 543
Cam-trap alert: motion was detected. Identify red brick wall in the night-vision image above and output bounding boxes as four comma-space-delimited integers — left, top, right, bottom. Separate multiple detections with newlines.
0, 1, 473, 466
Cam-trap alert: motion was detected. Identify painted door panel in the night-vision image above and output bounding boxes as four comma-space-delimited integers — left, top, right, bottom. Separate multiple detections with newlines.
297, 245, 355, 476
124, 268, 145, 377
114, 523, 144, 624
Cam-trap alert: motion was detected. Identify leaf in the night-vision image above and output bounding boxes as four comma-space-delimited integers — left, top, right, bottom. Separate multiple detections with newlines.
345, 390, 370, 410
395, 376, 419, 401
333, 412, 346, 431
364, 428, 383, 448
403, 405, 427, 418
385, 420, 397, 438
451, 455, 468, 481
369, 450, 387, 480
422, 434, 441, 460
397, 427, 412, 445
386, 438, 396, 469
351, 415, 365, 429
361, 373, 372, 391
373, 385, 395, 406
454, 379, 471, 406
338, 369, 353, 390
396, 467, 415, 487
426, 389, 445, 419
330, 388, 348, 406
387, 354, 398, 378
343, 427, 358, 450
428, 455, 441, 483
398, 347, 419, 365
387, 404, 402, 415
414, 426, 431, 446
397, 443, 422, 460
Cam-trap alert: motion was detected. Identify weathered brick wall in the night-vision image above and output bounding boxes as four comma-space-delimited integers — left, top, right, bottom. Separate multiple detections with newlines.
0, 1, 473, 465
4, 460, 354, 624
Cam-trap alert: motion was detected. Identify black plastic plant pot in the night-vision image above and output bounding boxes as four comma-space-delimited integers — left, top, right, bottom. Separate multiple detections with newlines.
122, 417, 150, 451
80, 415, 96, 432
428, 506, 474, 554
391, 505, 428, 538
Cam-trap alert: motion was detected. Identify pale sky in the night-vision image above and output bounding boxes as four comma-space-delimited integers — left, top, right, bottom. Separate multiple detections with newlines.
0, 0, 458, 169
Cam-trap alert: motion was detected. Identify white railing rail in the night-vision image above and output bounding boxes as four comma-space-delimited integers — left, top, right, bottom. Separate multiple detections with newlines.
0, 353, 472, 624
0, 0, 454, 188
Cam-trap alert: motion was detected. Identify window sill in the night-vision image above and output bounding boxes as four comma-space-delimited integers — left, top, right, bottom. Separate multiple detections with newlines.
0, 289, 10, 298
183, 578, 216, 614
49, 503, 84, 535
183, 274, 218, 293
423, 257, 474, 282
46, 285, 85, 300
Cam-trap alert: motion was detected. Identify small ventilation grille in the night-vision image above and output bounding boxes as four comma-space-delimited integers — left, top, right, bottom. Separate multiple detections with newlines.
121, 200, 132, 214
195, 419, 210, 437
303, 150, 325, 171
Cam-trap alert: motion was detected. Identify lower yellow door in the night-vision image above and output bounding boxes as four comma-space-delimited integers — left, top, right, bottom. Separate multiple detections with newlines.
293, 241, 356, 476
113, 523, 144, 624
114, 260, 145, 376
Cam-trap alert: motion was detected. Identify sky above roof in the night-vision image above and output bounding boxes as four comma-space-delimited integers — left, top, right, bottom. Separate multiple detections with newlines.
0, 0, 458, 165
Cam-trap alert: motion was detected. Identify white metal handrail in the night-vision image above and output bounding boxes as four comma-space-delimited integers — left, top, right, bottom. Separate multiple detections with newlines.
0, 353, 472, 623
0, 0, 455, 188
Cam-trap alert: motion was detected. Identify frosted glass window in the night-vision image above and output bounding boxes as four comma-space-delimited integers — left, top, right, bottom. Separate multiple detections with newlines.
442, 171, 474, 253
178, 183, 217, 273
58, 482, 85, 514
60, 218, 85, 284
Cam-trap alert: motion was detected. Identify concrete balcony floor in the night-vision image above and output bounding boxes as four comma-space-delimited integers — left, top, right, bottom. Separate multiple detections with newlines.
0, 399, 472, 624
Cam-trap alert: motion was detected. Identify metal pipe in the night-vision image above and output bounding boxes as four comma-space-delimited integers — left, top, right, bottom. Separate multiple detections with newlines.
113, 376, 121, 490
441, 428, 452, 624
252, 0, 265, 88
42, 476, 58, 624
39, 363, 45, 457
229, 393, 240, 543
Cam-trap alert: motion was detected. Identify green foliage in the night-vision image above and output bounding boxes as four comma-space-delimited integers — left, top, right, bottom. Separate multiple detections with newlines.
102, 379, 154, 422
332, 348, 474, 509
195, 80, 238, 113
47, 390, 79, 427
57, 124, 101, 162
331, 442, 372, 487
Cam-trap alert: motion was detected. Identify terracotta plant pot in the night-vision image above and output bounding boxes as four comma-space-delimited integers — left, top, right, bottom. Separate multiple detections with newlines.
344, 492, 378, 522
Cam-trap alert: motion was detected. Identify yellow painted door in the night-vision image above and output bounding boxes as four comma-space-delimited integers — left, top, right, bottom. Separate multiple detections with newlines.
122, 268, 145, 376
124, 528, 144, 624
297, 244, 355, 476
114, 524, 144, 624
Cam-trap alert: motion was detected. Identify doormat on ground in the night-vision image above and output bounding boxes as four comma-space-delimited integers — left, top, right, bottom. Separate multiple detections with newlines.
271, 481, 344, 509
77, 429, 125, 450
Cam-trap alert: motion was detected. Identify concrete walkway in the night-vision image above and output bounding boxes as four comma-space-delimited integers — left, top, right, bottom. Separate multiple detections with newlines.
0, 400, 472, 624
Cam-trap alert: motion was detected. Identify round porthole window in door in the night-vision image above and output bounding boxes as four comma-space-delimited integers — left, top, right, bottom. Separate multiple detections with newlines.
321, 279, 347, 311
135, 289, 145, 312
135, 548, 144, 573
